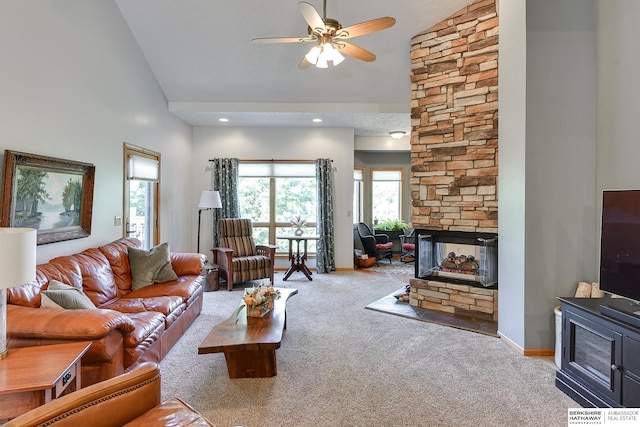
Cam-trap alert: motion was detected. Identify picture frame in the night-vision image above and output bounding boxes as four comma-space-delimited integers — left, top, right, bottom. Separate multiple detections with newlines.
1, 150, 95, 245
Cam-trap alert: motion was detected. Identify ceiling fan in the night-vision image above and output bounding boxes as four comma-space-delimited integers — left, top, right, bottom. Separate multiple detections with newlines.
252, 0, 396, 69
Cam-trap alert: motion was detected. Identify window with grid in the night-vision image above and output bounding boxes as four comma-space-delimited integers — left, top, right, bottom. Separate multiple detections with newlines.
353, 167, 364, 224
238, 162, 317, 253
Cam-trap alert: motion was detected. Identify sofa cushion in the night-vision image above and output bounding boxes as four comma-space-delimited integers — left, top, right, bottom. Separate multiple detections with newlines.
73, 248, 119, 306
128, 243, 178, 290
99, 238, 141, 292
122, 397, 215, 427
122, 311, 166, 367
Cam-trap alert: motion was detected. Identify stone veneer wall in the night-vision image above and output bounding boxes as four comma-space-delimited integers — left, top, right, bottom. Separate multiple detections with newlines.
409, 0, 498, 233
410, 279, 498, 321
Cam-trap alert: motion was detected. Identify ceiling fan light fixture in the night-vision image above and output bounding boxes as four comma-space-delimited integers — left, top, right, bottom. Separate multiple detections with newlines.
305, 46, 321, 64
389, 131, 406, 139
316, 54, 329, 68
329, 45, 345, 65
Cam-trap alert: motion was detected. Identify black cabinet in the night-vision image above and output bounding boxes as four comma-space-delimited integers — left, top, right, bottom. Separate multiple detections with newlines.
556, 297, 640, 407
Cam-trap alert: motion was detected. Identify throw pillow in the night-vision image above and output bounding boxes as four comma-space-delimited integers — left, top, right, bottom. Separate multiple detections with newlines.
128, 242, 178, 290
40, 293, 64, 309
41, 280, 97, 310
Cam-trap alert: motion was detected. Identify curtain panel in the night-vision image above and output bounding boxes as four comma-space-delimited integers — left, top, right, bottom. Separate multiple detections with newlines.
210, 158, 239, 246
316, 158, 335, 273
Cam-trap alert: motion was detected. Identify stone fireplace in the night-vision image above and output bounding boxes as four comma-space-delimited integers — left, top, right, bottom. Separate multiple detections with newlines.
410, 229, 498, 321
408, 0, 499, 322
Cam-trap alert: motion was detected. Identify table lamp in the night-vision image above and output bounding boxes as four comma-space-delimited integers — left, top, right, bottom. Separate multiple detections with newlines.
197, 190, 222, 254
0, 227, 36, 360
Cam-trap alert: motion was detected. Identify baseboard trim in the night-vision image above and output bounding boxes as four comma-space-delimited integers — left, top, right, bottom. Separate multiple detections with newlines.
524, 349, 554, 356
498, 332, 554, 356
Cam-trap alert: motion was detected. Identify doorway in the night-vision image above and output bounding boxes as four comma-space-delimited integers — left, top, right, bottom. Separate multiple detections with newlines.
123, 143, 160, 249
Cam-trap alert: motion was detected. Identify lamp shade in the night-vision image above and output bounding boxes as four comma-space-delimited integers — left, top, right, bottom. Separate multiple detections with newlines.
0, 228, 36, 288
198, 190, 222, 209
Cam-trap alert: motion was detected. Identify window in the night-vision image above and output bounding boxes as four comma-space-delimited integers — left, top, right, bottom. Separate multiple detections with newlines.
238, 162, 317, 253
371, 168, 403, 223
124, 144, 160, 249
353, 167, 364, 224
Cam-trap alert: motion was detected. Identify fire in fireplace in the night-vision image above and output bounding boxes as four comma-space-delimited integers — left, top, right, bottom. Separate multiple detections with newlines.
415, 230, 498, 288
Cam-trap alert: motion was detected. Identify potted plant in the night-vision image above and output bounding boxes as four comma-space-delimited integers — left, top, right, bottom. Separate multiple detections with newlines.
373, 219, 409, 232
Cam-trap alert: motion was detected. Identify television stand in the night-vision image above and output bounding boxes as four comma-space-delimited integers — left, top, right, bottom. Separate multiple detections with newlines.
556, 297, 640, 408
601, 299, 640, 328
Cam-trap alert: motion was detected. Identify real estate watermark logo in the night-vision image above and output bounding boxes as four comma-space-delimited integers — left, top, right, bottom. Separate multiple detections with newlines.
568, 408, 639, 426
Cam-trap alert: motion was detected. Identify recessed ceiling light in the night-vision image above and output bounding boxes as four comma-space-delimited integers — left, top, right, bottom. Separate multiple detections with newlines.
312, 118, 322, 123
219, 118, 229, 122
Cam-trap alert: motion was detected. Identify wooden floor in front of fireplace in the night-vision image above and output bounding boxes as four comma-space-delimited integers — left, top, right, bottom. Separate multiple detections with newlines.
365, 288, 499, 337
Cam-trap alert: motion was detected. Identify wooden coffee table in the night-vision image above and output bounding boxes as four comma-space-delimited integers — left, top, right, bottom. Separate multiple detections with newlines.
0, 341, 92, 421
198, 287, 297, 378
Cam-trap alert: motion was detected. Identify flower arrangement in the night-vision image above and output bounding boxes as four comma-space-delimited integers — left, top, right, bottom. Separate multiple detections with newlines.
290, 215, 306, 236
243, 284, 281, 317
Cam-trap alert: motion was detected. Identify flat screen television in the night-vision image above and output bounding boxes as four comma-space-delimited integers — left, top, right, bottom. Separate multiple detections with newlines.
599, 190, 640, 318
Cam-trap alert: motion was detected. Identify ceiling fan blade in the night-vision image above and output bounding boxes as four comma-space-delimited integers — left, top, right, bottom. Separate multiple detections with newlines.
339, 42, 376, 62
253, 36, 314, 44
298, 56, 312, 70
337, 17, 396, 39
298, 1, 325, 33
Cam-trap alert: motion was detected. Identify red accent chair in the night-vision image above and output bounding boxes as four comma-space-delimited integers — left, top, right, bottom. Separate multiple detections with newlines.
400, 229, 415, 262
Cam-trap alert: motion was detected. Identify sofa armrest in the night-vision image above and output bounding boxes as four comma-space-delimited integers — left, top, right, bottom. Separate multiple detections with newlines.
4, 362, 162, 427
7, 304, 135, 340
170, 252, 206, 276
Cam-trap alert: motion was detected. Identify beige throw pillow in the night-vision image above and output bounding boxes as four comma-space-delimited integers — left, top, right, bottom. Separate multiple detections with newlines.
128, 242, 178, 290
41, 280, 96, 310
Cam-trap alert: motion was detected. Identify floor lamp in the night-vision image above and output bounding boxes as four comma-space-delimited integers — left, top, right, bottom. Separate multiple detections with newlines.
0, 228, 36, 360
197, 190, 222, 254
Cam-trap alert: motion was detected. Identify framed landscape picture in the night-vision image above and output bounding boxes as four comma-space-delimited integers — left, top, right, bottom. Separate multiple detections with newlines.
1, 150, 95, 245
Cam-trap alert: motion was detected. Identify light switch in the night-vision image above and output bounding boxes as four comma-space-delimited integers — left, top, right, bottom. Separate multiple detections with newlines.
114, 216, 122, 226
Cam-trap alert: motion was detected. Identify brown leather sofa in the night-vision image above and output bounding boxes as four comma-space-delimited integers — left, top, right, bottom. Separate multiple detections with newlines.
6, 238, 205, 387
3, 362, 215, 427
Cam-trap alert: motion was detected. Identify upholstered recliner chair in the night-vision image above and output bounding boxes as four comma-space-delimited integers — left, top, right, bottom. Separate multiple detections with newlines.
212, 218, 276, 291
356, 222, 393, 265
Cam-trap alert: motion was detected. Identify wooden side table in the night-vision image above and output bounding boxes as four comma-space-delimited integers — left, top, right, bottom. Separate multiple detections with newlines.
277, 235, 320, 281
0, 341, 92, 421
202, 262, 219, 291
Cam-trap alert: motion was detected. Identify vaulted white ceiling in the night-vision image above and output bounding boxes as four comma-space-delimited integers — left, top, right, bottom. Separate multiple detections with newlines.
115, 0, 471, 136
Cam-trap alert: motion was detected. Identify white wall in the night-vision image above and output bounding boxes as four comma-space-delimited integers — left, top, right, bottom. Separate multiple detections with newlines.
0, 1, 193, 263
192, 127, 356, 269
595, 1, 640, 196
498, 0, 528, 348
499, 0, 597, 350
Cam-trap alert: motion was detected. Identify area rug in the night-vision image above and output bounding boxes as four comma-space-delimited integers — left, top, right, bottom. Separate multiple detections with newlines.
365, 287, 499, 337
361, 258, 414, 274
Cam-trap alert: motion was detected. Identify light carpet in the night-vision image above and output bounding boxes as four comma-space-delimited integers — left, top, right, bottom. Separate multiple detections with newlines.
159, 270, 577, 427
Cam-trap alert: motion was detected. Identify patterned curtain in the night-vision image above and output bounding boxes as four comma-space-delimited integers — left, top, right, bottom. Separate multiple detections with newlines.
210, 158, 239, 246
316, 158, 335, 273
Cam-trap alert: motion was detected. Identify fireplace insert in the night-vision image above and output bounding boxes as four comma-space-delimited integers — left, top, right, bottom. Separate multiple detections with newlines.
415, 229, 498, 288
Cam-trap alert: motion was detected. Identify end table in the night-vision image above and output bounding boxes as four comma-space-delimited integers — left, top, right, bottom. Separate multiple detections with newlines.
0, 341, 92, 421
203, 262, 219, 291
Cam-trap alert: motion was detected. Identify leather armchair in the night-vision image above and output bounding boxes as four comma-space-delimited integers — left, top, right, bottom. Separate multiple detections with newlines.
212, 218, 276, 291
356, 222, 393, 264
3, 362, 214, 427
